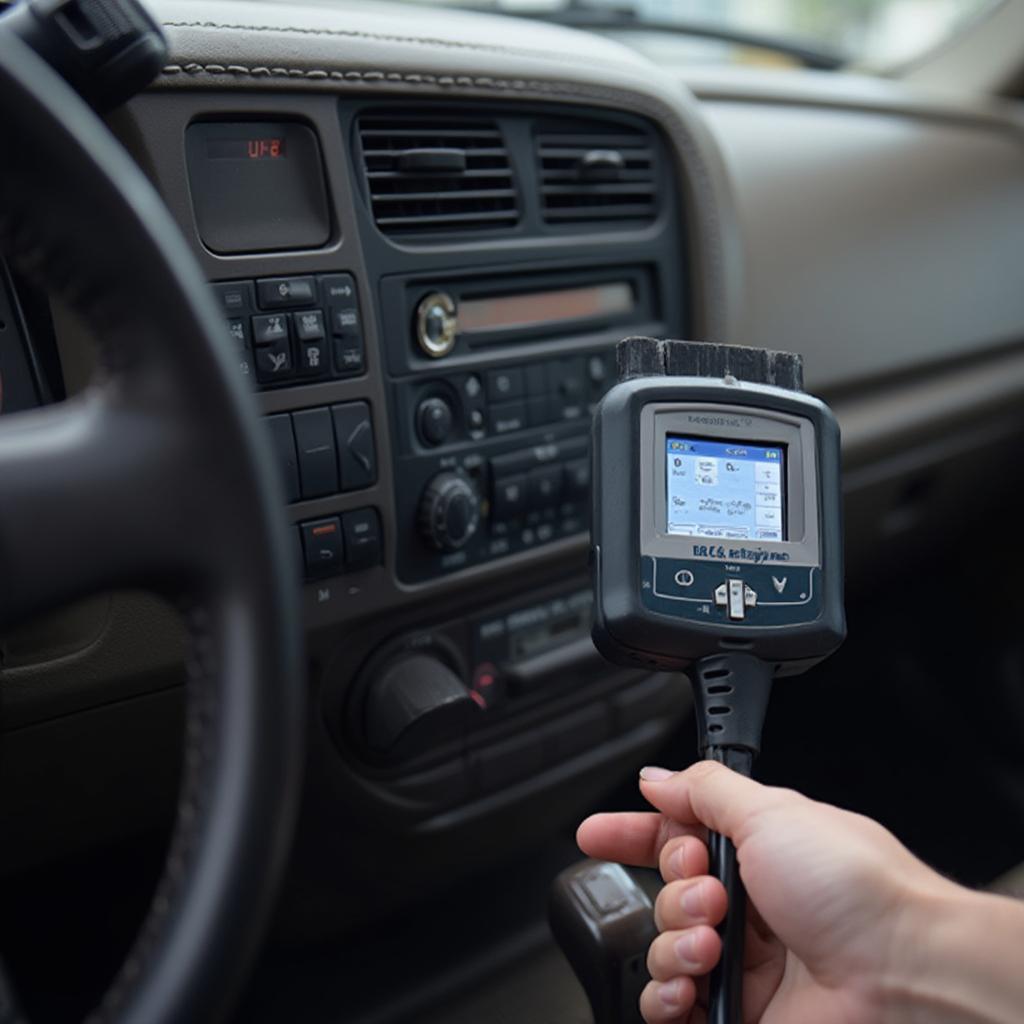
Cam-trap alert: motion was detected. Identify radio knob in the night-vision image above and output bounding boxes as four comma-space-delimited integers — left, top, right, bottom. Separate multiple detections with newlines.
415, 291, 457, 359
417, 396, 454, 447
418, 472, 480, 551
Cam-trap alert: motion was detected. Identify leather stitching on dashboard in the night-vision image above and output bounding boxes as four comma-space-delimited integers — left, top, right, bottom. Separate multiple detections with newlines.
163, 62, 628, 94
159, 19, 639, 65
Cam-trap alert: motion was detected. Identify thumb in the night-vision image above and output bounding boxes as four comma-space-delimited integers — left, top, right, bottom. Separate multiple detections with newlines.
639, 761, 790, 844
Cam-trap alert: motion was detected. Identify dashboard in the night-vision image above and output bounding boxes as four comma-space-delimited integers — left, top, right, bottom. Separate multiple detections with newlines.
1, 0, 1024, 974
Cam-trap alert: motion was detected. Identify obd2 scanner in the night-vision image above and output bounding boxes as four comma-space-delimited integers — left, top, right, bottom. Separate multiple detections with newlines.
591, 338, 846, 1024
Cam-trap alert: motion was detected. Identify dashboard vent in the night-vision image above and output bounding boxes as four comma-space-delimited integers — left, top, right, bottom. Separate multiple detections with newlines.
536, 126, 657, 225
358, 115, 519, 235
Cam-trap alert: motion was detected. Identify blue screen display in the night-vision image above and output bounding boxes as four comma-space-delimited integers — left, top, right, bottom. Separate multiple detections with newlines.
665, 436, 785, 541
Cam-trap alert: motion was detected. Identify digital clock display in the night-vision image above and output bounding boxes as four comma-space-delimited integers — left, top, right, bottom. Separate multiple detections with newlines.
205, 137, 287, 160
186, 121, 330, 253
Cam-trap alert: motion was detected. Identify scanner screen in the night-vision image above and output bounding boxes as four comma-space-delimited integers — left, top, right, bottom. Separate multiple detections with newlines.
665, 436, 785, 541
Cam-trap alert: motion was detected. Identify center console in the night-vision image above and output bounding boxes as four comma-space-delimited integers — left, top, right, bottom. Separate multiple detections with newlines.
116, 90, 691, 825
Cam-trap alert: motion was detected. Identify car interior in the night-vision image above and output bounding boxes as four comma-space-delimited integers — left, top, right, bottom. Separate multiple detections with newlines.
0, 0, 1023, 1021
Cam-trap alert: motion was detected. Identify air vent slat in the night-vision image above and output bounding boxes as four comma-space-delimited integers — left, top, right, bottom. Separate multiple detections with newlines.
371, 189, 519, 204
538, 146, 654, 162
362, 147, 510, 160
537, 122, 658, 227
538, 168, 653, 182
367, 168, 514, 181
375, 209, 520, 229
538, 204, 657, 221
537, 133, 648, 148
358, 113, 519, 236
360, 128, 503, 142
541, 183, 656, 197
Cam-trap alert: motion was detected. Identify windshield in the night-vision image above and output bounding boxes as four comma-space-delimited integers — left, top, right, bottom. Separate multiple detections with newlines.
401, 0, 1000, 70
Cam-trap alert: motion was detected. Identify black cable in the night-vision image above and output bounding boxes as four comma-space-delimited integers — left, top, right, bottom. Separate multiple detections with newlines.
689, 654, 773, 1024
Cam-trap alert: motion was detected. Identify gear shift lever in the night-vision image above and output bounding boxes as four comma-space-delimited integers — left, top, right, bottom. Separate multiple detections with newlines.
549, 859, 658, 1024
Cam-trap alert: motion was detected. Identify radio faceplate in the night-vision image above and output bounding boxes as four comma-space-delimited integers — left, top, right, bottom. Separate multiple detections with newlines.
381, 263, 667, 584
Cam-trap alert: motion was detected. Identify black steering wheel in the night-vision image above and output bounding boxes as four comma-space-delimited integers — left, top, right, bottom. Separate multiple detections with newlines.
0, 24, 303, 1024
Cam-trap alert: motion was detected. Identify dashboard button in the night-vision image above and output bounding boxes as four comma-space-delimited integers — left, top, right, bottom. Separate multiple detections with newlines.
293, 407, 339, 498
227, 317, 249, 349
332, 401, 377, 491
293, 309, 325, 342
529, 465, 563, 506
211, 280, 253, 316
526, 396, 550, 427
490, 401, 526, 434
342, 508, 381, 569
491, 449, 533, 478
549, 357, 587, 420
486, 367, 524, 401
329, 305, 361, 335
300, 517, 344, 579
264, 414, 300, 503
492, 474, 527, 520
298, 340, 328, 377
333, 335, 364, 375
257, 276, 316, 308
525, 363, 548, 395
252, 313, 290, 346
320, 273, 357, 305
254, 340, 293, 382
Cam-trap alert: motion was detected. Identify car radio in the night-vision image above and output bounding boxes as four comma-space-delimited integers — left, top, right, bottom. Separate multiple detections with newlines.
381, 264, 671, 583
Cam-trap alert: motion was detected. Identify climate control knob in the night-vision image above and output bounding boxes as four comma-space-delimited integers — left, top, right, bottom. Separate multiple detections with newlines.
364, 652, 477, 759
418, 472, 480, 552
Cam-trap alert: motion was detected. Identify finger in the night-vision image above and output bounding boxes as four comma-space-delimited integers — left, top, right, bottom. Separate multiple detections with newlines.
647, 925, 722, 982
639, 976, 697, 1022
654, 877, 728, 932
639, 761, 795, 844
659, 834, 709, 884
577, 812, 700, 868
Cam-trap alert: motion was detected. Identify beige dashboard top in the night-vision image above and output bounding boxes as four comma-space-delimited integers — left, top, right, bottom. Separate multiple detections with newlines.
154, 0, 653, 83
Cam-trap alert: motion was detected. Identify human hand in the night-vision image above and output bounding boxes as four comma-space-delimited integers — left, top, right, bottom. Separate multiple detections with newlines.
577, 761, 962, 1023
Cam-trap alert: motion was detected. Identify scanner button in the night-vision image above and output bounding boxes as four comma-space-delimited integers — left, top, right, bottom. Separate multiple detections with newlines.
744, 584, 758, 608
714, 583, 728, 607
727, 579, 745, 620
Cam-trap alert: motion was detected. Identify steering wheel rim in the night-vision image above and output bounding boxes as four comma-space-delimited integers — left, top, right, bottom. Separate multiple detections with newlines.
0, 26, 304, 1024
